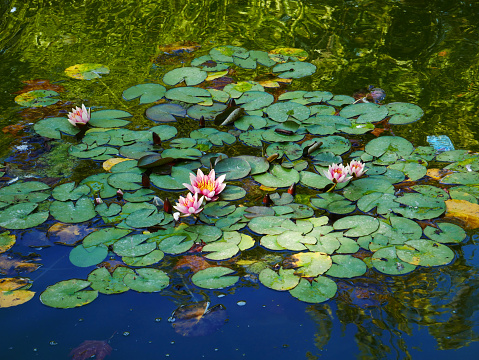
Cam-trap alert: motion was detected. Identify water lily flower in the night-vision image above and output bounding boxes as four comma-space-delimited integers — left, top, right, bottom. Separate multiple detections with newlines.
67, 104, 90, 126
323, 163, 352, 183
173, 192, 204, 220
184, 169, 226, 201
348, 160, 367, 178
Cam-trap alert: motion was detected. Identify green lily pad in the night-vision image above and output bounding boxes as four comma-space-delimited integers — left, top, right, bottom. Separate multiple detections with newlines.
0, 231, 16, 253
203, 242, 240, 260
50, 196, 96, 223
339, 103, 388, 123
15, 89, 59, 107
259, 267, 300, 291
89, 110, 133, 128
0, 203, 49, 230
40, 279, 98, 308
307, 135, 351, 156
261, 128, 305, 143
165, 87, 211, 104
277, 231, 317, 251
311, 193, 356, 214
299, 171, 331, 190
192, 267, 239, 289
343, 177, 395, 201
52, 182, 90, 201
223, 81, 264, 98
289, 277, 337, 303
266, 142, 303, 161
272, 61, 316, 78
34, 117, 80, 139
122, 83, 167, 104
365, 136, 414, 158
82, 228, 132, 248
87, 267, 134, 294
396, 240, 455, 267
123, 268, 169, 292
214, 157, 251, 180
190, 128, 236, 146
187, 103, 227, 120
239, 129, 264, 147
145, 103, 186, 122
326, 95, 354, 106
236, 91, 274, 111
0, 181, 50, 204
253, 165, 299, 188
150, 166, 194, 190
123, 249, 165, 266
386, 102, 424, 125
389, 162, 427, 181
113, 234, 157, 257
163, 67, 208, 86
210, 45, 248, 62
95, 202, 122, 219
325, 255, 367, 278
185, 225, 222, 243
410, 185, 449, 200
333, 215, 380, 237
372, 246, 417, 275
234, 115, 267, 130
80, 173, 117, 198
423, 222, 466, 244
441, 172, 479, 185
69, 244, 108, 267
157, 235, 194, 255
265, 101, 310, 123
393, 193, 446, 220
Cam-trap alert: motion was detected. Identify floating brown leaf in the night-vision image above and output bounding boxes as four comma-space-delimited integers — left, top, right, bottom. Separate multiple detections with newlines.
444, 199, 479, 229
69, 340, 112, 360
0, 253, 42, 276
170, 301, 227, 336
173, 255, 212, 273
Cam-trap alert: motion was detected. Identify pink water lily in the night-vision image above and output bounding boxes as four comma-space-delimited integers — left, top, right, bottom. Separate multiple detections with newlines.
184, 169, 226, 201
68, 104, 90, 126
348, 160, 367, 178
173, 192, 204, 221
323, 163, 352, 183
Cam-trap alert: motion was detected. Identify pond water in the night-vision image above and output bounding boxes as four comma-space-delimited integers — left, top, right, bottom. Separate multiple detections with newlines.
1, 1, 479, 359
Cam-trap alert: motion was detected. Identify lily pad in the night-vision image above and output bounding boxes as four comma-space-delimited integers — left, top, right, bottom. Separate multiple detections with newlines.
113, 234, 157, 257
191, 267, 239, 289
289, 277, 337, 303
236, 91, 274, 111
65, 63, 109, 80
0, 181, 50, 204
372, 246, 417, 275
0, 203, 49, 230
123, 268, 169, 292
325, 255, 367, 278
87, 267, 134, 294
89, 110, 133, 128
34, 117, 80, 139
387, 102, 424, 125
287, 252, 332, 277
69, 244, 108, 267
333, 215, 380, 237
253, 165, 299, 188
15, 90, 59, 107
203, 242, 240, 260
40, 279, 98, 308
163, 67, 208, 86
272, 61, 316, 78
339, 103, 388, 123
396, 240, 455, 267
423, 222, 466, 244
259, 267, 300, 290
265, 101, 310, 123
122, 83, 167, 104
52, 182, 90, 201
214, 157, 251, 180
50, 196, 96, 223
165, 87, 212, 104
393, 193, 446, 220
145, 103, 186, 122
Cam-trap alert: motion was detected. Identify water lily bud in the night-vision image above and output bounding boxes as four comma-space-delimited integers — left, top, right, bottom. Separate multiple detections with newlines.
116, 189, 124, 200
263, 193, 272, 206
94, 196, 103, 205
163, 197, 172, 214
152, 132, 162, 146
288, 183, 296, 196
199, 116, 205, 128
142, 173, 150, 188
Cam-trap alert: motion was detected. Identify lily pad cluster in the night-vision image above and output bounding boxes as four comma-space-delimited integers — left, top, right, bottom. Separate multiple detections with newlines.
4, 45, 473, 308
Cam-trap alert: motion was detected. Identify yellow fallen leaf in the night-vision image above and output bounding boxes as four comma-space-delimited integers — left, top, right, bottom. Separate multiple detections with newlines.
0, 277, 32, 291
260, 185, 277, 191
257, 80, 281, 88
444, 199, 479, 229
206, 70, 228, 81
0, 290, 35, 308
427, 168, 453, 180
103, 157, 132, 172
0, 231, 15, 254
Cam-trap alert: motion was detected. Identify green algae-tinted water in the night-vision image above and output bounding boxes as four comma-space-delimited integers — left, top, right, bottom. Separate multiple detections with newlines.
1, 1, 479, 359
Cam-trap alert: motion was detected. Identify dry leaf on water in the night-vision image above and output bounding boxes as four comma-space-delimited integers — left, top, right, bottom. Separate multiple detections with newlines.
70, 340, 112, 360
